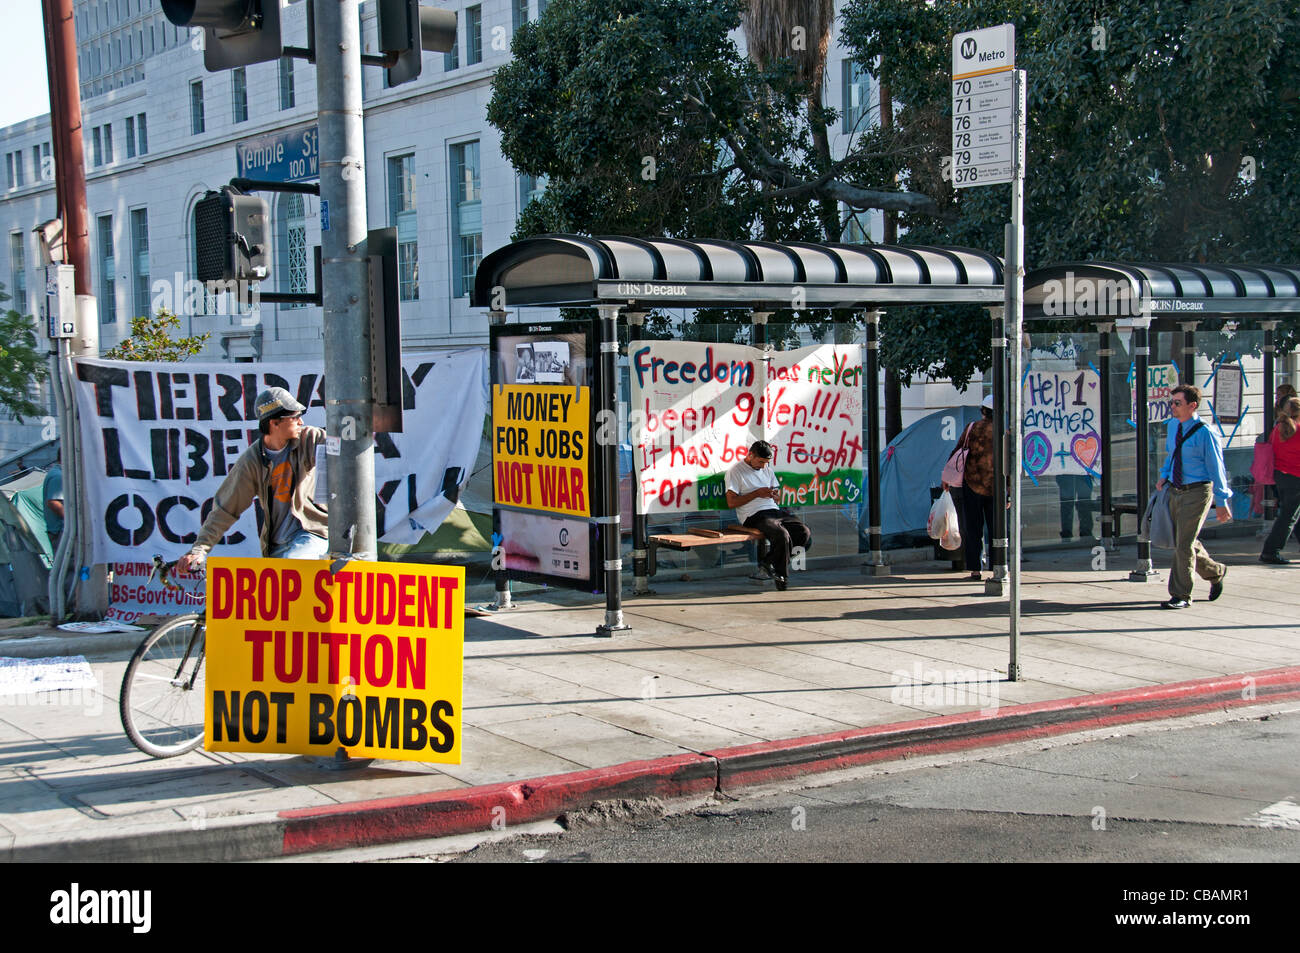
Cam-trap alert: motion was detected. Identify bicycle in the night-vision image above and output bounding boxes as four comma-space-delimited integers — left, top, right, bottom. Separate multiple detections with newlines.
119, 556, 208, 758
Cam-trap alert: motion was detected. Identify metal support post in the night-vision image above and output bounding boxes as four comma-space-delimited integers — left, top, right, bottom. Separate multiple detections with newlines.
1129, 317, 1157, 579
487, 308, 512, 610
1262, 320, 1278, 525
1097, 322, 1115, 551
750, 311, 770, 350
627, 312, 652, 594
986, 306, 1007, 597
1004, 70, 1026, 682
596, 305, 630, 637
1179, 321, 1198, 386
862, 309, 890, 576
315, 0, 376, 562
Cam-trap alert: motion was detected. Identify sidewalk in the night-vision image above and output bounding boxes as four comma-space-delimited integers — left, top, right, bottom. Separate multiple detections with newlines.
2, 538, 1299, 861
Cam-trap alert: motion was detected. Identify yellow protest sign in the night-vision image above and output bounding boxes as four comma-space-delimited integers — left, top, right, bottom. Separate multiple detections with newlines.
203, 558, 464, 762
492, 383, 591, 517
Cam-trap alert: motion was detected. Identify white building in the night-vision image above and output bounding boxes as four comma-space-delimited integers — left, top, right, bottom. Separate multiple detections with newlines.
1, 0, 899, 460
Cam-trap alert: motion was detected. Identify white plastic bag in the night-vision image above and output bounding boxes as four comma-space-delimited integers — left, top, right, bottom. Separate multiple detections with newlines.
928, 489, 961, 547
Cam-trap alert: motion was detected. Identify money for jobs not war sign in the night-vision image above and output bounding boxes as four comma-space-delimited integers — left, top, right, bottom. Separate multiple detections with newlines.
204, 559, 464, 762
630, 342, 864, 514
1021, 368, 1102, 478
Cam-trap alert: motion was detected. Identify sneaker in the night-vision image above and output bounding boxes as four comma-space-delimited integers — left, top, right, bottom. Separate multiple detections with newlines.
1209, 567, 1226, 602
774, 575, 787, 591
1260, 552, 1290, 565
1161, 598, 1191, 610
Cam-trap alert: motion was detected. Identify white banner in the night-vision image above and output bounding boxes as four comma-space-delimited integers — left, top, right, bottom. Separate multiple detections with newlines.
629, 341, 864, 514
74, 349, 488, 566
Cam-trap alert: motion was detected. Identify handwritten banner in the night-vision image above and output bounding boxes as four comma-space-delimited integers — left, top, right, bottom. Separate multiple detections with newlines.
630, 342, 864, 514
1022, 368, 1102, 478
1129, 362, 1177, 424
73, 350, 488, 567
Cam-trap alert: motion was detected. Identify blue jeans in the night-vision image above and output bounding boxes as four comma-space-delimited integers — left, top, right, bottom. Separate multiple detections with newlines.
269, 531, 328, 560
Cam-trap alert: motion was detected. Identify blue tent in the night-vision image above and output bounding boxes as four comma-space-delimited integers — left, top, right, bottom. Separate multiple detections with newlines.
869, 404, 983, 539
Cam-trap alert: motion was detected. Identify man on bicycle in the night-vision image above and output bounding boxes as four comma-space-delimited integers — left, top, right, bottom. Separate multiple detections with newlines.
177, 387, 328, 572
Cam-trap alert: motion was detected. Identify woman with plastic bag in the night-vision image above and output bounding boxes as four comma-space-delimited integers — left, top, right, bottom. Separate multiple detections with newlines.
943, 395, 996, 581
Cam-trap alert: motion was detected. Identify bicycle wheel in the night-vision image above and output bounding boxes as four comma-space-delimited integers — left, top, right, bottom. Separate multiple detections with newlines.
120, 614, 207, 758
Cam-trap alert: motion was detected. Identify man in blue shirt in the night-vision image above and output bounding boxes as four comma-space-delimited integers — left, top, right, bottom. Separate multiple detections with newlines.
1155, 384, 1232, 609
42, 452, 64, 554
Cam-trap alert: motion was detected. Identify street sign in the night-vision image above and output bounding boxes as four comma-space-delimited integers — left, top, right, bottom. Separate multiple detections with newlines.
952, 24, 1016, 188
235, 125, 320, 183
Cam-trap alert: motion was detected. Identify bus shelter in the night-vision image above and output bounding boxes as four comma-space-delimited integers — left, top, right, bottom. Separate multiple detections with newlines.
1022, 262, 1300, 579
473, 234, 1004, 636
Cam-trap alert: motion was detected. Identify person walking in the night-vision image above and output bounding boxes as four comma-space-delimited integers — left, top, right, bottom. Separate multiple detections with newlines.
1260, 396, 1300, 565
1155, 384, 1231, 609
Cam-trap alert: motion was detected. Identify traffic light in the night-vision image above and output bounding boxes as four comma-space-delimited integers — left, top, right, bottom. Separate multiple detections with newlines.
194, 188, 269, 283
160, 1, 283, 71
378, 0, 458, 87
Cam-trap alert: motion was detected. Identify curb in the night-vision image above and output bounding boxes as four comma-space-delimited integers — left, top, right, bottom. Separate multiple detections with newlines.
7, 666, 1300, 862
0, 629, 144, 659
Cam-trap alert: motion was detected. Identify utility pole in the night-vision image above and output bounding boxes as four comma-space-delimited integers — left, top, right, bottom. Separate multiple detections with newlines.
315, 0, 377, 560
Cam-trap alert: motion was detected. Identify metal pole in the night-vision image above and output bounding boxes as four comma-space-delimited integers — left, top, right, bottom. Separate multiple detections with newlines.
1262, 320, 1278, 525
987, 305, 1007, 596
1179, 321, 1198, 387
863, 309, 890, 575
1129, 316, 1156, 579
488, 309, 512, 609
315, 0, 376, 560
1004, 68, 1027, 681
627, 311, 651, 594
596, 305, 630, 636
1097, 321, 1115, 551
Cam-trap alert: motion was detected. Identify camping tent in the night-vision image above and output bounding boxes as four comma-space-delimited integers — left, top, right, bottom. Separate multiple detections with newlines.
0, 469, 52, 617
875, 404, 983, 540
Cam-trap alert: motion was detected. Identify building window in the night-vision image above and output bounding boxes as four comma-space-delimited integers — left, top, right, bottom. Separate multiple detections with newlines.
518, 172, 545, 213
39, 142, 52, 182
444, 31, 459, 71
512, 0, 528, 33
449, 141, 482, 298
104, 123, 113, 163
5, 153, 13, 189
126, 116, 136, 158
92, 127, 103, 166
190, 80, 205, 134
466, 5, 482, 64
842, 59, 872, 134
387, 153, 418, 301
130, 208, 150, 318
232, 67, 248, 123
277, 193, 309, 308
279, 57, 295, 110
137, 113, 147, 154
98, 215, 116, 325
10, 232, 27, 315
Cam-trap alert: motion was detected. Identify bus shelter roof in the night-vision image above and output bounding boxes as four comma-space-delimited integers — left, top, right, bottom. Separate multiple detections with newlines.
1023, 262, 1300, 321
472, 235, 1006, 312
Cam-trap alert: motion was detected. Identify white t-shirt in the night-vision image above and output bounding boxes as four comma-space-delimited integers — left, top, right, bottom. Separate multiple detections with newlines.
726, 459, 779, 523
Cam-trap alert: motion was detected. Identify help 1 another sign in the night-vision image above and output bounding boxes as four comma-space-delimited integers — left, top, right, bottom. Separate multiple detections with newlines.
236, 125, 319, 183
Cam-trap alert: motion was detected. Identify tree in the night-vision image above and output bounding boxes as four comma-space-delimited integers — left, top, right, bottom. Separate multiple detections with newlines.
840, 0, 1300, 381
0, 283, 47, 423
102, 309, 211, 362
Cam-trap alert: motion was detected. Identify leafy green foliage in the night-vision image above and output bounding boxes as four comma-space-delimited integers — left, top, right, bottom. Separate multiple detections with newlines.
0, 283, 47, 422
103, 309, 211, 362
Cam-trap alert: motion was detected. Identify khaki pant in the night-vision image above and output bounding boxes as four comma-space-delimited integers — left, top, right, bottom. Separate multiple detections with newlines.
1167, 483, 1225, 600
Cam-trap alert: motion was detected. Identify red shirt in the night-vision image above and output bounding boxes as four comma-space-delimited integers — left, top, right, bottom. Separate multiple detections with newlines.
1272, 424, 1300, 477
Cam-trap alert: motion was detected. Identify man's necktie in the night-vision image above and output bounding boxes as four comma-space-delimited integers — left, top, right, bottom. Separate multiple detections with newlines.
1173, 421, 1184, 486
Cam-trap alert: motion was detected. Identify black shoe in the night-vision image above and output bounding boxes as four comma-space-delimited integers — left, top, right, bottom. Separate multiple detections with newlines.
1161, 599, 1191, 610
1209, 568, 1226, 602
1260, 552, 1290, 565
774, 575, 787, 591
968, 572, 982, 581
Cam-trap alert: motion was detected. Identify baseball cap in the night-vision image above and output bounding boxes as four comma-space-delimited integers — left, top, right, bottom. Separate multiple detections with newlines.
255, 387, 306, 422
749, 440, 774, 460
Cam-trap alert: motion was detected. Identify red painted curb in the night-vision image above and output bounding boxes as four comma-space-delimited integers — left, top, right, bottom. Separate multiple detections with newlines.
706, 666, 1300, 790
279, 753, 717, 856
274, 666, 1300, 857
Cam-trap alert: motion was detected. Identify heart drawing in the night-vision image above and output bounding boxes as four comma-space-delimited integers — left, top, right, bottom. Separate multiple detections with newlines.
1071, 433, 1100, 470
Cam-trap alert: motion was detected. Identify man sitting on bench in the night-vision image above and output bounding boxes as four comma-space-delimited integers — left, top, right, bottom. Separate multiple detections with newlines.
725, 440, 812, 591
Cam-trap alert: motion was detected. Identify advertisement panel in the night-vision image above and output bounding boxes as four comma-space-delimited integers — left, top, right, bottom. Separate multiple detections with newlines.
203, 558, 464, 762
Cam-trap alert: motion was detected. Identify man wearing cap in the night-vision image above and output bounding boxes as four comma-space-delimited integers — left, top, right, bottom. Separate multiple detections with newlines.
177, 387, 328, 572
725, 440, 811, 591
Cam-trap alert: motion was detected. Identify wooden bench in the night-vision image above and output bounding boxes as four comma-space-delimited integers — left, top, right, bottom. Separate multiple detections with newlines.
646, 525, 769, 577
1112, 498, 1141, 537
